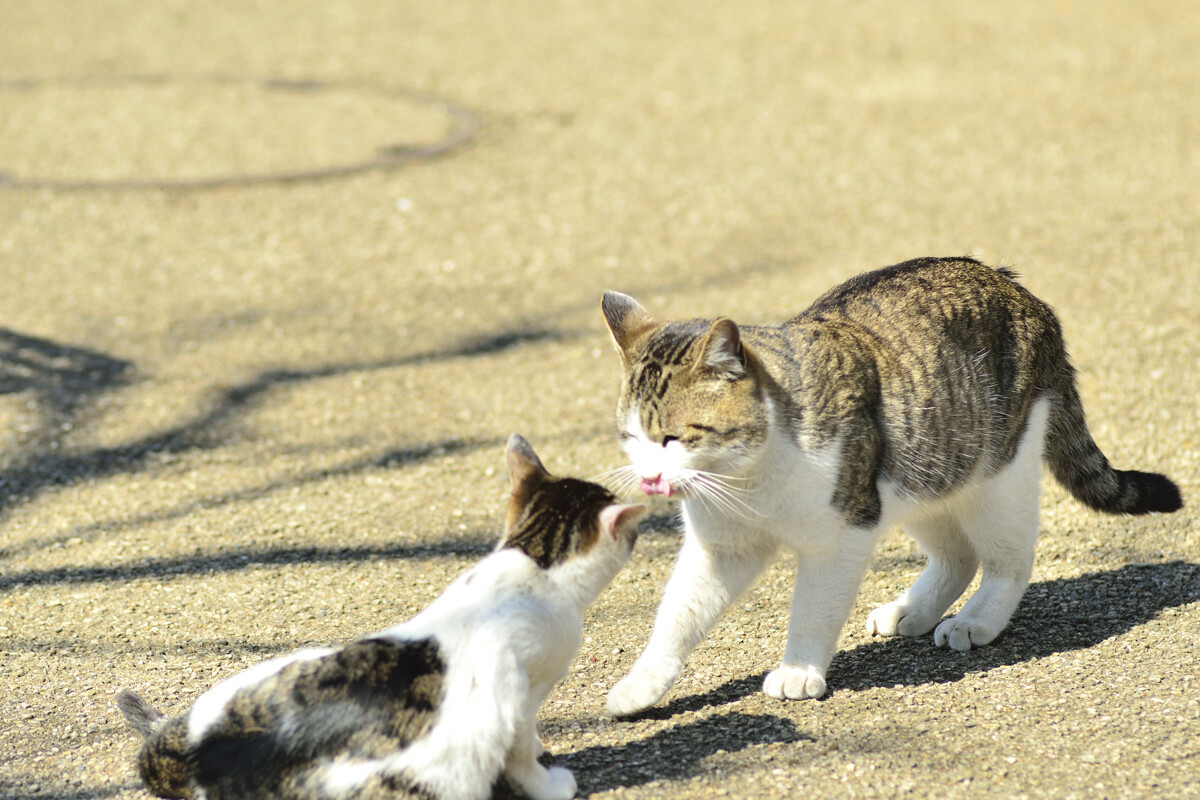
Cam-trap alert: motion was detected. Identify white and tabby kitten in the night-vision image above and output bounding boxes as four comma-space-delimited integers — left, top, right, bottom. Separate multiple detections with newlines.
117, 434, 645, 800
600, 257, 1181, 715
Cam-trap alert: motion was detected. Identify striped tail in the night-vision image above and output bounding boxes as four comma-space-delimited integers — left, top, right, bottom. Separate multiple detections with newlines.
1044, 377, 1182, 515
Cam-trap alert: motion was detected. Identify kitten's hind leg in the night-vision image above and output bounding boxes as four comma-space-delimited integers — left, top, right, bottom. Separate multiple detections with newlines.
608, 531, 776, 717
866, 509, 979, 638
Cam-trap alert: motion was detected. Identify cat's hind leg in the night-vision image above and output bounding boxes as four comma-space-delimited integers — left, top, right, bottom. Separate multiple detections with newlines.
866, 507, 979, 638
932, 401, 1048, 651
608, 530, 776, 717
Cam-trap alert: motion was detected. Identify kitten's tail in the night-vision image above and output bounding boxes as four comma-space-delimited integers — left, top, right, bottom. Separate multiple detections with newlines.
1044, 378, 1182, 515
116, 690, 167, 738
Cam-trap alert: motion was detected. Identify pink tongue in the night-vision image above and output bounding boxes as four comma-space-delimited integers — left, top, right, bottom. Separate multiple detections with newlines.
640, 477, 673, 497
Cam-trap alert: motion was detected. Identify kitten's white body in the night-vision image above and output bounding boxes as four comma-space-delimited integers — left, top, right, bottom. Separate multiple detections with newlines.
316, 548, 586, 800
172, 505, 640, 800
608, 396, 1048, 714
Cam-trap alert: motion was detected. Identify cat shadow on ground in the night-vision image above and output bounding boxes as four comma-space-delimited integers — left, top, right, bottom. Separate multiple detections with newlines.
529, 712, 808, 797
618, 560, 1199, 719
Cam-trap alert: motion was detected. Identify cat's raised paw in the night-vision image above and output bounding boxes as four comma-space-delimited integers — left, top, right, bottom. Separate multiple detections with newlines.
763, 665, 826, 700
607, 662, 678, 717
933, 616, 1001, 651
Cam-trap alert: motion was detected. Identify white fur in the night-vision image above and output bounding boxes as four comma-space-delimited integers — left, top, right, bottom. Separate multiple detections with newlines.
309, 506, 641, 800
608, 397, 1051, 715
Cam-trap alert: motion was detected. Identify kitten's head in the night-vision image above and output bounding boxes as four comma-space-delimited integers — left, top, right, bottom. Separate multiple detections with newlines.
601, 291, 770, 500
502, 434, 645, 603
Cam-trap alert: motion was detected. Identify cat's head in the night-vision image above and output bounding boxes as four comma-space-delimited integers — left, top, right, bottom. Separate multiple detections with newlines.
601, 291, 770, 500
502, 434, 645, 603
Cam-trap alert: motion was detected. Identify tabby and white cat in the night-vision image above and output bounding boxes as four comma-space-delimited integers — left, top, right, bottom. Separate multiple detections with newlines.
600, 256, 1182, 715
117, 434, 645, 800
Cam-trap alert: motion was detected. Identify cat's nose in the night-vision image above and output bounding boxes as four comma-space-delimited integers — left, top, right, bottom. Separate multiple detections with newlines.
640, 475, 674, 497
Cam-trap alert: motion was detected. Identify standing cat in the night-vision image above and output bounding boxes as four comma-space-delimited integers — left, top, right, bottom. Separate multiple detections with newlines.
599, 256, 1182, 715
116, 434, 645, 800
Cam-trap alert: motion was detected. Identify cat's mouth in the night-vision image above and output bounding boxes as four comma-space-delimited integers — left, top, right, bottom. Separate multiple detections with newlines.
639, 476, 676, 497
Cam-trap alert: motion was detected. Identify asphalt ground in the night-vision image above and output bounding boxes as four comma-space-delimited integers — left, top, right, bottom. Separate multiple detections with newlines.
1, 2, 1197, 798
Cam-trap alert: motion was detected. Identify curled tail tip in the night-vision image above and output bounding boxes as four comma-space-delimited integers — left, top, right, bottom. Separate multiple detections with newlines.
1121, 471, 1183, 515
115, 690, 166, 737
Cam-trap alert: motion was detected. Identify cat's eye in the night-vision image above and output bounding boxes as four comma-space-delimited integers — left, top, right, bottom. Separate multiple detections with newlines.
662, 435, 679, 446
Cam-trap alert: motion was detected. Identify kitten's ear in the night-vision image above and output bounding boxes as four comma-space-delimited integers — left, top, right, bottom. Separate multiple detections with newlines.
602, 291, 656, 353
698, 317, 747, 379
505, 434, 549, 533
506, 434, 549, 490
598, 503, 647, 540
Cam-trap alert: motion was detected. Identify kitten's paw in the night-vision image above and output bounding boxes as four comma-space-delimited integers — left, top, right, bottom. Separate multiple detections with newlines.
607, 660, 680, 717
540, 766, 577, 800
763, 665, 826, 700
933, 616, 1001, 651
507, 764, 576, 800
867, 603, 937, 637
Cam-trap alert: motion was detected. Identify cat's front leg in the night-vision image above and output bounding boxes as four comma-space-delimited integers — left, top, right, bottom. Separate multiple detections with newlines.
767, 534, 876, 700
609, 530, 775, 716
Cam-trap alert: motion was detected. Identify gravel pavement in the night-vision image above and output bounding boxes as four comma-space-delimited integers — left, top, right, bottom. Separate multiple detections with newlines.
2, 2, 1198, 798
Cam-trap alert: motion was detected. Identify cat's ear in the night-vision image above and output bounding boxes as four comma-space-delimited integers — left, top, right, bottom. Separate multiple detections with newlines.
602, 291, 656, 353
598, 503, 647, 540
506, 433, 549, 490
698, 317, 747, 379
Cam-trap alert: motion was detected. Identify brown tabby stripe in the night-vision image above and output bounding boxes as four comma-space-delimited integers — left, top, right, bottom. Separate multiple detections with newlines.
503, 477, 616, 568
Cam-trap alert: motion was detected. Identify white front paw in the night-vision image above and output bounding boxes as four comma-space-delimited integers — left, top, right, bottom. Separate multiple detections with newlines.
763, 665, 826, 700
933, 616, 1000, 651
607, 659, 680, 717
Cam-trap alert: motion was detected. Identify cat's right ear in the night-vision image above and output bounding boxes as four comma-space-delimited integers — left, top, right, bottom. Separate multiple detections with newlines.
599, 503, 647, 541
602, 291, 656, 353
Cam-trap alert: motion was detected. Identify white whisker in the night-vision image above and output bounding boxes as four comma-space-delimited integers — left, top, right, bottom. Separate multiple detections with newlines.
681, 469, 764, 520
589, 465, 643, 498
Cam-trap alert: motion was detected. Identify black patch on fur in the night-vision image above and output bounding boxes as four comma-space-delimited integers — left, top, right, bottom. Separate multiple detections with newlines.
124, 638, 446, 800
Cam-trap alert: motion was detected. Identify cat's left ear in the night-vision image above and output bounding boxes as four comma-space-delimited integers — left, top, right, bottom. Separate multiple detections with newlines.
602, 291, 656, 353
598, 503, 647, 540
698, 317, 747, 379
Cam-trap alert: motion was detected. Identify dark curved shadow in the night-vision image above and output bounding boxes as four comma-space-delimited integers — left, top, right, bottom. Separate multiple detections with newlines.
548, 712, 810, 795
616, 561, 1199, 718
0, 538, 498, 594
0, 325, 569, 528
0, 75, 480, 190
